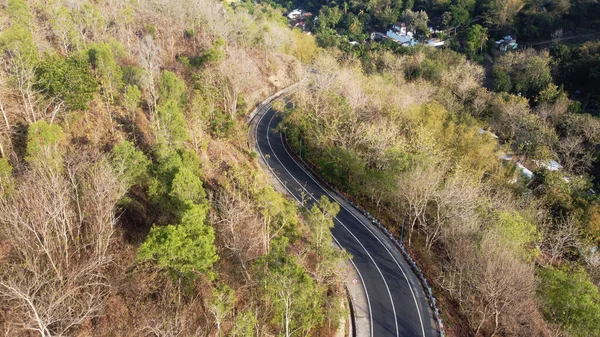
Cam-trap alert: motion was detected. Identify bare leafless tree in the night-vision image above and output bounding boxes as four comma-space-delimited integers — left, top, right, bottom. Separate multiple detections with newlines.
0, 155, 125, 336
138, 35, 162, 127
213, 188, 264, 279
5, 49, 40, 123
396, 163, 444, 246
556, 135, 594, 174
0, 73, 14, 158
468, 230, 536, 337
218, 47, 260, 118
541, 215, 581, 265
427, 170, 481, 250
440, 58, 485, 102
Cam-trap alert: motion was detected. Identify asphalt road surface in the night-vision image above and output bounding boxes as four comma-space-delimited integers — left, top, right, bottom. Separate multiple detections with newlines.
252, 103, 439, 337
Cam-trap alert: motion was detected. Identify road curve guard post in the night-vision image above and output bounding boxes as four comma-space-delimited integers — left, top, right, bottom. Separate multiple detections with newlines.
287, 145, 447, 337
344, 194, 446, 337
248, 82, 446, 337
289, 145, 447, 337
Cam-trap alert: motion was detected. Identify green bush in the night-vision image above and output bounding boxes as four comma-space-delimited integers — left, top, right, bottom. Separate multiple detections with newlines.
138, 203, 218, 279
538, 266, 600, 337
493, 67, 512, 92
35, 54, 98, 110
111, 140, 150, 188
25, 120, 65, 169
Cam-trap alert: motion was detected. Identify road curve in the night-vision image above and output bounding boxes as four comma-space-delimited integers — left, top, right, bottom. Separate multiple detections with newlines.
251, 101, 439, 337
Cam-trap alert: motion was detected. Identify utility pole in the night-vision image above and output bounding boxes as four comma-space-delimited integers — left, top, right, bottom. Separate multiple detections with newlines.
400, 217, 405, 245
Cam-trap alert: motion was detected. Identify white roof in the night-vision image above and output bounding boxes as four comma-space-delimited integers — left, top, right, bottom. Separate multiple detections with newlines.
386, 30, 413, 44
536, 160, 563, 171
287, 9, 302, 19
517, 163, 534, 179
478, 128, 499, 139
426, 39, 445, 47
546, 160, 563, 171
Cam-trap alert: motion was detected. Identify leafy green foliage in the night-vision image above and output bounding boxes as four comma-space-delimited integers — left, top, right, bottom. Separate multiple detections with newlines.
25, 120, 65, 169
258, 237, 325, 336
156, 71, 189, 146
0, 0, 38, 64
191, 38, 226, 67
148, 146, 206, 216
208, 282, 236, 334
448, 5, 471, 26
255, 183, 299, 240
532, 170, 591, 214
138, 204, 218, 278
0, 158, 14, 195
158, 70, 186, 106
537, 83, 567, 105
231, 310, 258, 336
493, 49, 552, 98
305, 196, 346, 281
87, 42, 124, 105
492, 211, 541, 261
145, 24, 157, 38
47, 2, 80, 51
403, 9, 429, 38
492, 68, 512, 92
35, 53, 98, 110
316, 6, 343, 32
465, 24, 487, 57
169, 167, 207, 205
513, 114, 558, 160
123, 85, 142, 114
585, 202, 600, 244
538, 266, 600, 337
110, 140, 150, 188
550, 42, 600, 114
121, 65, 144, 87
156, 99, 189, 146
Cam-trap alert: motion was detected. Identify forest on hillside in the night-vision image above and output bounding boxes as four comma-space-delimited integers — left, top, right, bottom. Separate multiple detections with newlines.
269, 0, 600, 109
278, 35, 600, 337
1, 0, 600, 336
0, 0, 348, 336
268, 0, 600, 46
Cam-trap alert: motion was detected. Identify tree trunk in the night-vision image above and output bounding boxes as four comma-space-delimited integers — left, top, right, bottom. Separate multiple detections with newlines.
285, 298, 290, 337
475, 311, 487, 336
490, 309, 500, 337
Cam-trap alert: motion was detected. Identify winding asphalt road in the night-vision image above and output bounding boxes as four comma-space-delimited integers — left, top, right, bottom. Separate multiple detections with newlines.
251, 101, 439, 337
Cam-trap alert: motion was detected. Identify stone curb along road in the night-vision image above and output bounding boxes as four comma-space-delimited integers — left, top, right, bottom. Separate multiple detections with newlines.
248, 84, 441, 337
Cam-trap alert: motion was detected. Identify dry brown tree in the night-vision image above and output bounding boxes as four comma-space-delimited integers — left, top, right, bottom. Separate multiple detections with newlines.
138, 35, 162, 121
467, 230, 536, 337
396, 163, 444, 246
213, 188, 264, 280
427, 170, 481, 250
540, 215, 581, 265
217, 47, 261, 119
3, 49, 40, 123
0, 155, 125, 336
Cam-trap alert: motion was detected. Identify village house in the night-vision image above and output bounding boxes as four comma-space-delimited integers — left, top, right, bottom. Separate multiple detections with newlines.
386, 22, 417, 46
383, 21, 445, 47
287, 9, 313, 31
495, 35, 518, 52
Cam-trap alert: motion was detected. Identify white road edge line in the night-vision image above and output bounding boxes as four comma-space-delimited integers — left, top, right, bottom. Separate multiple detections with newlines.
276, 112, 428, 337
265, 112, 391, 336
265, 110, 400, 336
254, 105, 375, 337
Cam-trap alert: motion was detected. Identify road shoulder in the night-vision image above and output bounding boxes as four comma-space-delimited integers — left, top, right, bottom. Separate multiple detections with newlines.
248, 91, 369, 337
